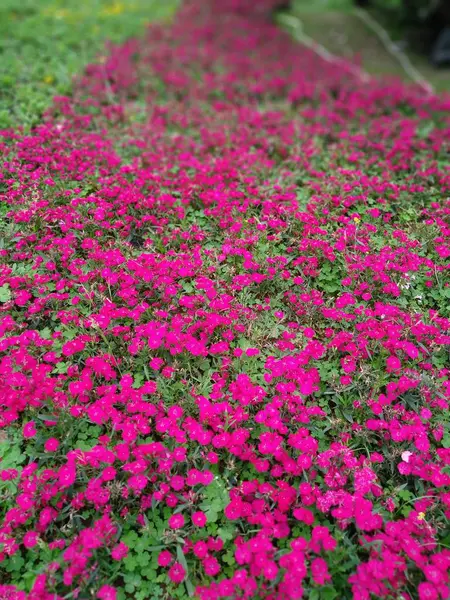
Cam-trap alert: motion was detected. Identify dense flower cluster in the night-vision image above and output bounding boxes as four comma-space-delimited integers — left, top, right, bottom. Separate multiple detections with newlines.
0, 0, 449, 598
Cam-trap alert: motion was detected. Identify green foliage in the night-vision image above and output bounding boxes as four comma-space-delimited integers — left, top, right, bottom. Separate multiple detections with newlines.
0, 284, 12, 303
200, 477, 230, 525
0, 0, 179, 130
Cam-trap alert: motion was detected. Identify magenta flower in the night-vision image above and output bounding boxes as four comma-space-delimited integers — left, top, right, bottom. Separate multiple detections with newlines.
193, 541, 208, 559
158, 550, 173, 567
203, 556, 220, 576
310, 558, 331, 585
23, 531, 39, 549
23, 422, 36, 439
44, 438, 60, 452
168, 562, 186, 584
97, 585, 117, 600
168, 513, 185, 529
192, 511, 207, 527
111, 542, 128, 561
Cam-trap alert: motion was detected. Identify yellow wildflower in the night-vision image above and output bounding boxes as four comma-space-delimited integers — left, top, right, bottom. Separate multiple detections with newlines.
102, 2, 125, 16
417, 512, 426, 521
353, 217, 361, 224
43, 75, 54, 84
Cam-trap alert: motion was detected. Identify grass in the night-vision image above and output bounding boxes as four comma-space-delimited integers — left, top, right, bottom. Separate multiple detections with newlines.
282, 0, 450, 92
0, 0, 180, 130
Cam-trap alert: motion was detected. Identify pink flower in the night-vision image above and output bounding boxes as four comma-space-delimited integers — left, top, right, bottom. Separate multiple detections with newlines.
386, 355, 401, 372
97, 585, 117, 600
58, 463, 76, 488
207, 537, 224, 552
23, 531, 39, 549
263, 561, 278, 581
17, 493, 34, 510
111, 542, 128, 561
193, 541, 208, 559
23, 422, 36, 439
418, 582, 439, 600
424, 564, 446, 585
203, 556, 220, 576
168, 514, 185, 529
170, 475, 185, 491
200, 470, 214, 485
293, 507, 314, 525
299, 379, 313, 395
44, 438, 60, 452
158, 550, 173, 567
0, 469, 18, 481
224, 500, 242, 520
128, 474, 147, 492
102, 467, 116, 481
246, 348, 260, 357
0, 586, 26, 600
310, 558, 331, 585
192, 511, 207, 527
206, 451, 218, 464
149, 357, 164, 370
168, 562, 186, 584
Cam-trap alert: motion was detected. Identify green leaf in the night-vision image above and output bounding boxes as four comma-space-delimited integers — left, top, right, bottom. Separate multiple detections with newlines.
217, 525, 235, 542
0, 284, 11, 303
222, 551, 235, 566
185, 578, 195, 597
176, 545, 189, 577
442, 434, 450, 449
321, 586, 338, 600
39, 327, 52, 339
123, 554, 138, 572
53, 361, 69, 374
204, 508, 218, 523
133, 373, 144, 388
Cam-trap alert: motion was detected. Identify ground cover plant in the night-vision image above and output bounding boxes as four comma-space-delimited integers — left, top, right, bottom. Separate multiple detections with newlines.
0, 0, 450, 598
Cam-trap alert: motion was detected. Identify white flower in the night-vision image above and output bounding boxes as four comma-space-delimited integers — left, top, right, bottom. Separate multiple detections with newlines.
401, 451, 413, 463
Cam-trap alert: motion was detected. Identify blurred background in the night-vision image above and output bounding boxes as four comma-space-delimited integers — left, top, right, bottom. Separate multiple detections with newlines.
277, 0, 450, 92
1, 0, 448, 133
0, 0, 179, 129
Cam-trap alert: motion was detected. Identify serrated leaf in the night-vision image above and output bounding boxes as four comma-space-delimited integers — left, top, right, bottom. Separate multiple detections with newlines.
217, 525, 235, 542
203, 508, 218, 523
39, 327, 52, 339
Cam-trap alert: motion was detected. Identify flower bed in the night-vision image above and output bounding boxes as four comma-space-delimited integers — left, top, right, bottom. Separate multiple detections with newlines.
0, 0, 449, 598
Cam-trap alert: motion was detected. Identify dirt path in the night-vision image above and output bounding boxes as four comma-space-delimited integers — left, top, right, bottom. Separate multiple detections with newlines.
282, 1, 450, 92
